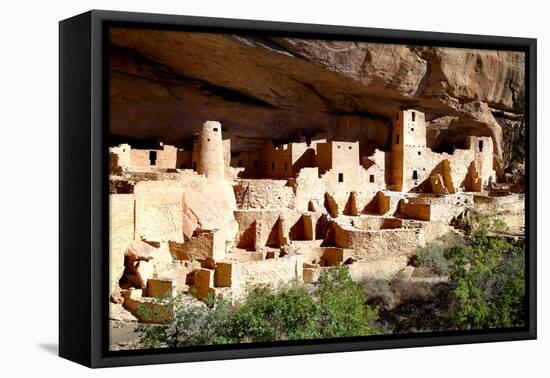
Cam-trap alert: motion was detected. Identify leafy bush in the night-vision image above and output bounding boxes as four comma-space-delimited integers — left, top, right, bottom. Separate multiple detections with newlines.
226, 268, 380, 342
446, 235, 525, 330
226, 284, 320, 342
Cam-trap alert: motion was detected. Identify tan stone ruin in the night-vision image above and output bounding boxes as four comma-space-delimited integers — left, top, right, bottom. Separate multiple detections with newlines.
109, 112, 524, 323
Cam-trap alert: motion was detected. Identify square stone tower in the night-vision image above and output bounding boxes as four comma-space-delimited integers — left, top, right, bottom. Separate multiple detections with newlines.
391, 109, 427, 192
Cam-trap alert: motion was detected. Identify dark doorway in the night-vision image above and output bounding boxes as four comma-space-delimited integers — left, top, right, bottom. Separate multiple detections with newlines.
289, 217, 306, 241
149, 151, 157, 166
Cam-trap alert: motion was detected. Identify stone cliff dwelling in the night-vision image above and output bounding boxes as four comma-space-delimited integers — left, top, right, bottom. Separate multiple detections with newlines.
109, 110, 524, 323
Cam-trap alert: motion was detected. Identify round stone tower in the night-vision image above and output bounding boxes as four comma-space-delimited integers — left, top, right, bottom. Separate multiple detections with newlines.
197, 120, 225, 179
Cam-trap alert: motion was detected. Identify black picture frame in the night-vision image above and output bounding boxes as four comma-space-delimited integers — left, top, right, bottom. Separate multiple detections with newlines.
59, 9, 537, 368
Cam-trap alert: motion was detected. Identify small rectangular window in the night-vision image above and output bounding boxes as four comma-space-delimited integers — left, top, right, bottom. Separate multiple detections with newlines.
412, 111, 416, 122
213, 127, 218, 132
338, 173, 344, 183
418, 151, 421, 155
369, 175, 375, 183
479, 140, 484, 152
412, 170, 418, 180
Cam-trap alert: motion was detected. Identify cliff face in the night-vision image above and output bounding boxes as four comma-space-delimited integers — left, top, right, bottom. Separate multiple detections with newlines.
109, 28, 525, 178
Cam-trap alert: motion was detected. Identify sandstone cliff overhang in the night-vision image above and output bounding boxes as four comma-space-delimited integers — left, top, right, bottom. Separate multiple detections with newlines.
108, 29, 525, 170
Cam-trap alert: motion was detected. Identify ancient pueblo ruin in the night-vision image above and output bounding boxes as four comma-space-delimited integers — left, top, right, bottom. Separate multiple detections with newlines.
107, 30, 526, 350
109, 110, 524, 342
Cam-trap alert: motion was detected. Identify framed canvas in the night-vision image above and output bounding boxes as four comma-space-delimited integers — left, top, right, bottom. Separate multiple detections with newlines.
59, 10, 537, 368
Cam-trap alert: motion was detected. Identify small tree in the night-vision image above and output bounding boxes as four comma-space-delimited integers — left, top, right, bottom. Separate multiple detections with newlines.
316, 267, 379, 338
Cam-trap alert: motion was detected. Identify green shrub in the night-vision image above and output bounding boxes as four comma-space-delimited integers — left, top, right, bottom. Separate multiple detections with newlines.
226, 284, 320, 342
316, 267, 380, 338
446, 235, 525, 330
412, 242, 449, 275
455, 210, 509, 236
136, 294, 232, 348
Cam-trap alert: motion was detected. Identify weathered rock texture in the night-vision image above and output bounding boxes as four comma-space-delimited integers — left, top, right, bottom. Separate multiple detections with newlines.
108, 28, 525, 178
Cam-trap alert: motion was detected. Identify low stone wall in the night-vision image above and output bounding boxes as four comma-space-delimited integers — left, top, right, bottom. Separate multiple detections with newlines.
347, 256, 410, 280
332, 221, 422, 258
474, 194, 525, 233
399, 202, 431, 221
351, 215, 403, 230
168, 230, 226, 261
228, 255, 305, 300
402, 193, 474, 223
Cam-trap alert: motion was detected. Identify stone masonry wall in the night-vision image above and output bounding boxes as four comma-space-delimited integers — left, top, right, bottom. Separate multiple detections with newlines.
332, 221, 422, 258
229, 255, 305, 300
110, 194, 135, 296
234, 179, 295, 210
